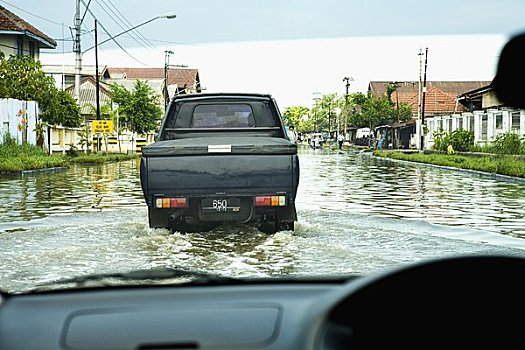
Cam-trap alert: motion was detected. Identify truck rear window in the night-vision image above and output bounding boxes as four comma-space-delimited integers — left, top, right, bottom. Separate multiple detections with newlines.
191, 104, 255, 128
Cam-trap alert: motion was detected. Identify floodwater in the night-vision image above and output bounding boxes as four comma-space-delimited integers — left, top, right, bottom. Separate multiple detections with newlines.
1, 147, 525, 292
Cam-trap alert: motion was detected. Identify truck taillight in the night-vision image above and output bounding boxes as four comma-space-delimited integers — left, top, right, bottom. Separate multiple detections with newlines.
155, 197, 187, 208
255, 195, 286, 207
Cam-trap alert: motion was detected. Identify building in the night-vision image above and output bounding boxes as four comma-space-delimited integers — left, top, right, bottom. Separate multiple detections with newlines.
456, 84, 503, 111
64, 76, 112, 122
101, 67, 202, 109
424, 83, 524, 148
43, 64, 100, 91
367, 81, 493, 149
368, 81, 492, 117
42, 65, 202, 112
0, 5, 56, 59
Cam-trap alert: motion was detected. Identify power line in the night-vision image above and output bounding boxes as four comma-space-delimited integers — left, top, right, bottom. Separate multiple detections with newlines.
96, 0, 156, 50
79, 0, 148, 66
0, 0, 64, 27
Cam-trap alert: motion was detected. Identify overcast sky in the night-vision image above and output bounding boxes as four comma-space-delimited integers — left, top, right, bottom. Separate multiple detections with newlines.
3, 0, 525, 107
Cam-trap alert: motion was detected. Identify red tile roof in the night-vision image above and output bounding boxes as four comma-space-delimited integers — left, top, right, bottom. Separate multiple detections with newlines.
0, 5, 56, 48
102, 67, 200, 89
369, 81, 492, 115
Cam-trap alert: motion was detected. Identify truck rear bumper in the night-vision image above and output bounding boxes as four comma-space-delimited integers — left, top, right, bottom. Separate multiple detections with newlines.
147, 196, 297, 232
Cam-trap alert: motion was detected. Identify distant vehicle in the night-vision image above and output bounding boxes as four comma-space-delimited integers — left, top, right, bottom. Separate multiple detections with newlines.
139, 93, 299, 233
356, 127, 372, 139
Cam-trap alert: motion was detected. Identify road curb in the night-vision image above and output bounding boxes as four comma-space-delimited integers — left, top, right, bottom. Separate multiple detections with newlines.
1, 167, 68, 177
369, 154, 525, 185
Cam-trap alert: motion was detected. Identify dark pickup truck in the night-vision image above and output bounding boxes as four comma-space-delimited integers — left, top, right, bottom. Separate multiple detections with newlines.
139, 93, 299, 233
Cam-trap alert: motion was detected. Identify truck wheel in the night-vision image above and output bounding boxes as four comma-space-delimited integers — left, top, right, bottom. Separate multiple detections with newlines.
276, 221, 294, 232
148, 207, 169, 229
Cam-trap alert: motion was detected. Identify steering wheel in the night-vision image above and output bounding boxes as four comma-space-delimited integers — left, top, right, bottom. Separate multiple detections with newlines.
311, 254, 525, 349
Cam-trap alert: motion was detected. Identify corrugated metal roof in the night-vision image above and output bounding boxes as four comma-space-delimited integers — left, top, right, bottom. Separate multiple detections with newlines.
65, 76, 112, 115
109, 78, 164, 92
0, 5, 56, 48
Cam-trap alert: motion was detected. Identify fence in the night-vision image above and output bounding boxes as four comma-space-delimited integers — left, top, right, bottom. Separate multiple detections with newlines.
1, 98, 156, 154
50, 127, 155, 155
0, 98, 39, 145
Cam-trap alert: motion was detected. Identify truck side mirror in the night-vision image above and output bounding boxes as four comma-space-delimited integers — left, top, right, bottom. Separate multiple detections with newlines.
492, 32, 525, 109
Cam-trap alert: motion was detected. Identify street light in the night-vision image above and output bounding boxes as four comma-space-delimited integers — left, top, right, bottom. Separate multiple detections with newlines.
164, 50, 174, 110
312, 92, 321, 132
87, 13, 176, 151
342, 76, 354, 137
74, 12, 177, 102
83, 13, 177, 54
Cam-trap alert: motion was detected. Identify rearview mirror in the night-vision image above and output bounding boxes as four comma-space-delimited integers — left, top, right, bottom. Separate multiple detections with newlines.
492, 32, 525, 109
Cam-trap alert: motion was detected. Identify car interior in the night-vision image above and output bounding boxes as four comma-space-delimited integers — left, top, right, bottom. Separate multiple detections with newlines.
1, 10, 524, 350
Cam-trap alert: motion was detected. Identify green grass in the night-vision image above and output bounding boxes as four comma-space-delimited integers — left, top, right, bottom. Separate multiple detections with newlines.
0, 140, 138, 174
373, 150, 525, 178
67, 153, 137, 164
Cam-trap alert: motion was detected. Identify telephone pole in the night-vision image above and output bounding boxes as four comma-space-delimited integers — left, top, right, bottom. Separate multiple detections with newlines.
420, 48, 428, 150
417, 48, 423, 150
164, 50, 174, 110
343, 77, 352, 137
74, 0, 82, 103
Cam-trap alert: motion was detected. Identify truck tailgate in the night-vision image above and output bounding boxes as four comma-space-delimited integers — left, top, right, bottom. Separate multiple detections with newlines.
143, 154, 296, 194
141, 136, 297, 156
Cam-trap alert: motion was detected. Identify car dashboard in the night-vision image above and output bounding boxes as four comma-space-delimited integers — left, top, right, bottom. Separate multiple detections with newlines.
1, 254, 524, 350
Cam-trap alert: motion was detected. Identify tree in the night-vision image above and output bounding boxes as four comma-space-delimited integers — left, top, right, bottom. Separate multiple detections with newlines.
348, 91, 413, 129
282, 106, 310, 132
39, 90, 82, 127
0, 55, 55, 103
385, 82, 412, 123
314, 93, 339, 134
109, 80, 163, 134
0, 55, 81, 128
362, 96, 393, 128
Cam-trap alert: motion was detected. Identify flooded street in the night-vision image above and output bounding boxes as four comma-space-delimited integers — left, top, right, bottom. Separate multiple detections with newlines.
1, 148, 525, 293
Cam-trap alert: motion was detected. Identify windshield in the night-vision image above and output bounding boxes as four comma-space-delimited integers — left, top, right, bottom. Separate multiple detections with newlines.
191, 104, 255, 128
1, 0, 525, 294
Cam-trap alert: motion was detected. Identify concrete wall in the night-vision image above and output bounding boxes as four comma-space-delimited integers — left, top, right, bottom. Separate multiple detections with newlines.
0, 98, 39, 145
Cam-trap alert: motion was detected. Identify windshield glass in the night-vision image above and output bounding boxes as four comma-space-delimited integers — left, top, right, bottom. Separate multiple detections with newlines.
191, 104, 255, 128
1, 0, 525, 294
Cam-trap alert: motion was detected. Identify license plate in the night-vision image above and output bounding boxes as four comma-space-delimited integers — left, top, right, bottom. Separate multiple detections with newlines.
201, 198, 241, 212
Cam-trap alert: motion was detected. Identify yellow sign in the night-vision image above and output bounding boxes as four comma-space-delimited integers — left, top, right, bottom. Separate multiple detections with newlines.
92, 120, 114, 134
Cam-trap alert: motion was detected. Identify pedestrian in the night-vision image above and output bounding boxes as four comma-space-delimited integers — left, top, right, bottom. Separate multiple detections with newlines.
314, 134, 320, 149
287, 125, 298, 143
337, 132, 344, 149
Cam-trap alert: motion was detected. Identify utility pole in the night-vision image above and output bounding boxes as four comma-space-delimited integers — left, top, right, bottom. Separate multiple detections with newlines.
417, 47, 423, 150
327, 100, 331, 138
312, 92, 321, 133
95, 20, 100, 122
95, 19, 101, 152
74, 0, 81, 103
420, 47, 428, 151
164, 50, 174, 111
343, 77, 350, 137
